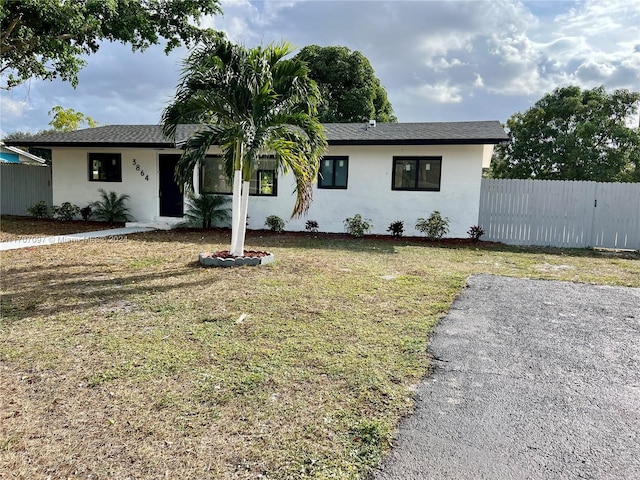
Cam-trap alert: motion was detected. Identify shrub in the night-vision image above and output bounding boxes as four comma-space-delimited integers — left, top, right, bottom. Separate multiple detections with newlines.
181, 193, 231, 229
344, 214, 373, 237
387, 220, 404, 238
52, 202, 80, 221
305, 220, 319, 233
265, 215, 285, 232
80, 205, 93, 221
468, 225, 485, 244
415, 211, 450, 240
91, 189, 132, 224
27, 201, 50, 218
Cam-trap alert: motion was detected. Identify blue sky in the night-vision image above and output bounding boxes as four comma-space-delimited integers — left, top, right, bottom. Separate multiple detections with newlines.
1, 0, 639, 137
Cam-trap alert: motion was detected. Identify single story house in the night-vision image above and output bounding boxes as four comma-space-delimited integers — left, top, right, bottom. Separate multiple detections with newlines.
8, 121, 508, 236
0, 142, 48, 165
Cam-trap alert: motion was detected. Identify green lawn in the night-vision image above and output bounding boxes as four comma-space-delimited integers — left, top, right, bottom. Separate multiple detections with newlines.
1, 221, 638, 479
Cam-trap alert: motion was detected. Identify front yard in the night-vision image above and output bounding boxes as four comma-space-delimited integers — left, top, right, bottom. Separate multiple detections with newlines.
1, 219, 638, 479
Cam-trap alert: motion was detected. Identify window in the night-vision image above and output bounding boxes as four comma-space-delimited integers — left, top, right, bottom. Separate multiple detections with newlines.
257, 170, 277, 195
318, 156, 348, 189
392, 156, 441, 191
200, 156, 277, 196
89, 153, 122, 182
201, 156, 232, 194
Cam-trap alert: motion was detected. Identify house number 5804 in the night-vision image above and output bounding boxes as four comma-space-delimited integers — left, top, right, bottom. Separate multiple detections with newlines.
132, 159, 149, 181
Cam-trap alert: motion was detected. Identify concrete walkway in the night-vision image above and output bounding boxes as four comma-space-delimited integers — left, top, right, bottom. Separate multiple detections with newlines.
375, 274, 640, 479
0, 227, 155, 251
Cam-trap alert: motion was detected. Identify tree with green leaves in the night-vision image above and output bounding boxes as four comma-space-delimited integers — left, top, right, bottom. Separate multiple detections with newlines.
48, 106, 98, 132
491, 86, 640, 182
162, 37, 327, 256
293, 45, 397, 123
0, 0, 222, 89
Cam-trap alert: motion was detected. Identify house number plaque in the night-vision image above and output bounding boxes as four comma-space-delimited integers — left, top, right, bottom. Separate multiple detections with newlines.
132, 159, 149, 181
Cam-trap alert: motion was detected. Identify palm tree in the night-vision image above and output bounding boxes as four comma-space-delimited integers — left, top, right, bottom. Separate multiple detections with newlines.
181, 193, 231, 229
162, 37, 327, 256
91, 189, 132, 224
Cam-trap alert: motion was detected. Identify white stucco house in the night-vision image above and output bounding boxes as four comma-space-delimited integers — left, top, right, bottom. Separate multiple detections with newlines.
8, 121, 508, 237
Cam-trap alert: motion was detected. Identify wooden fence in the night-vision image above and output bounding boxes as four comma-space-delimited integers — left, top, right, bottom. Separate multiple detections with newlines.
478, 179, 640, 250
0, 163, 52, 216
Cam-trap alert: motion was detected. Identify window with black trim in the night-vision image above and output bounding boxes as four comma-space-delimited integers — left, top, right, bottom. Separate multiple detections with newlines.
89, 153, 122, 182
318, 156, 348, 189
392, 156, 442, 191
200, 156, 277, 196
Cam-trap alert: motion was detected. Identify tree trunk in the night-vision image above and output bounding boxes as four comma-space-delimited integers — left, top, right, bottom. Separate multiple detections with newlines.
230, 141, 244, 255
230, 169, 242, 254
233, 180, 250, 256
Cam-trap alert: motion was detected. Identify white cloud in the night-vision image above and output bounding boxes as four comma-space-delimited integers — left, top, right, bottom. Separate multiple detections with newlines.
575, 61, 617, 82
412, 83, 463, 104
417, 33, 473, 61
428, 57, 466, 72
0, 94, 34, 136
553, 0, 639, 36
0, 96, 29, 118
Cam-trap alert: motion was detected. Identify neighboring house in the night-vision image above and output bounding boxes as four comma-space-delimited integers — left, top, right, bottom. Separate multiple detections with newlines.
7, 121, 508, 236
0, 142, 48, 165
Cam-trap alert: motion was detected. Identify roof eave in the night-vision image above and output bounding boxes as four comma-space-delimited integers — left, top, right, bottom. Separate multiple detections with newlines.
328, 138, 508, 146
4, 141, 177, 149
1, 144, 47, 163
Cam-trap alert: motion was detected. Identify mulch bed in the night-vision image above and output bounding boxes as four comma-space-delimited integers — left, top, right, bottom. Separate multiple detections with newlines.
205, 250, 272, 259
243, 229, 502, 247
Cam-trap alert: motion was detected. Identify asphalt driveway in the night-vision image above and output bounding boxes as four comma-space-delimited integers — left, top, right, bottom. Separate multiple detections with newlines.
374, 274, 640, 479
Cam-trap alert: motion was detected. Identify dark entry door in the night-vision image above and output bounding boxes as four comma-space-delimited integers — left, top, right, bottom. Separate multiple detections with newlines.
159, 154, 183, 217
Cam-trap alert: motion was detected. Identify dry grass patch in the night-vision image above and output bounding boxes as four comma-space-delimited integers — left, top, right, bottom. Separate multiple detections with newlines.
1, 223, 639, 479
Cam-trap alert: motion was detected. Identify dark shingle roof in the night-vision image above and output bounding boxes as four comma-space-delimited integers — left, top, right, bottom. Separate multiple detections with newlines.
7, 121, 507, 148
323, 121, 507, 144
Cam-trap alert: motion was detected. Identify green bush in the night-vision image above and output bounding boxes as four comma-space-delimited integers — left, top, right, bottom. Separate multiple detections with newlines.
180, 193, 231, 229
80, 205, 93, 221
415, 211, 450, 240
91, 189, 132, 224
27, 201, 50, 218
265, 215, 285, 232
52, 202, 80, 221
344, 214, 373, 237
387, 220, 404, 238
305, 220, 319, 233
467, 225, 485, 244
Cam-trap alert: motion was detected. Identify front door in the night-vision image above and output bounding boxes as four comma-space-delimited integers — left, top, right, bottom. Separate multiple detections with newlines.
159, 154, 183, 217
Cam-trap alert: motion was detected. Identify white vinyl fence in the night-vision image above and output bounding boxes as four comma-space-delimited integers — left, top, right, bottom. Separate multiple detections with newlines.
478, 179, 640, 250
0, 163, 52, 216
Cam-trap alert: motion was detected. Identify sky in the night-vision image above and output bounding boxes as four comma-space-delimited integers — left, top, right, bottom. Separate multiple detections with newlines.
1, 0, 639, 137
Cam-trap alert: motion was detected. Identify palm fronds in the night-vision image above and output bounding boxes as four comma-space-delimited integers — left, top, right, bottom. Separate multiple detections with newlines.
91, 189, 132, 224
180, 193, 231, 229
161, 36, 327, 216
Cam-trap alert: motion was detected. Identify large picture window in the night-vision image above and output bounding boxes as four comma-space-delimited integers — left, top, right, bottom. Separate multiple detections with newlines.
392, 156, 442, 191
88, 153, 122, 182
318, 156, 349, 189
201, 156, 278, 196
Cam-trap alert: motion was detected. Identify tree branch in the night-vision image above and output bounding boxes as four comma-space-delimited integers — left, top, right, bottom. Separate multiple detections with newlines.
0, 13, 23, 45
1, 33, 76, 55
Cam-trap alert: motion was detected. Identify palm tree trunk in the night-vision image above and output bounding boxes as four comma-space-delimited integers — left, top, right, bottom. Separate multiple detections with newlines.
230, 170, 242, 254
233, 180, 250, 255
231, 160, 251, 256
230, 141, 244, 255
